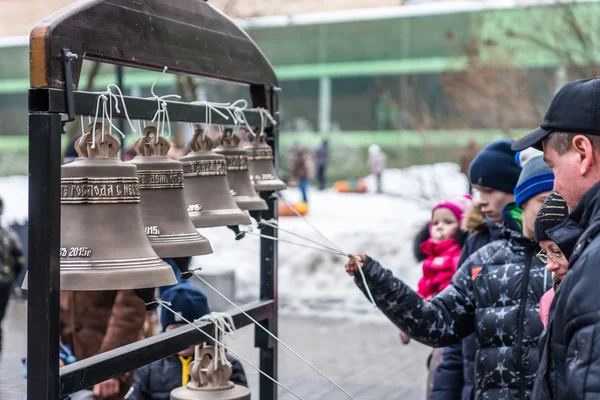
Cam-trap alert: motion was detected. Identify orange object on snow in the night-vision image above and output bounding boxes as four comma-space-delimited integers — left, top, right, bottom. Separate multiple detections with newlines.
278, 201, 308, 216
333, 179, 367, 193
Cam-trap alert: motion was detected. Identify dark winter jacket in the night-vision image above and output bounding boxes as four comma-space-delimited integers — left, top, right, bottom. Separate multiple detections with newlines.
0, 224, 24, 285
532, 181, 600, 399
431, 204, 505, 400
355, 206, 551, 400
129, 352, 247, 400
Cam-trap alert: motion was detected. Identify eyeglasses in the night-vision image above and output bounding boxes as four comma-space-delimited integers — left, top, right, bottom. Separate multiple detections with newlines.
536, 249, 564, 264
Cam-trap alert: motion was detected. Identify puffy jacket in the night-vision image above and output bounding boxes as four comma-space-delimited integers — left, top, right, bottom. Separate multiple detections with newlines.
431, 204, 506, 400
532, 181, 600, 399
0, 224, 24, 285
129, 353, 247, 400
417, 238, 462, 299
355, 208, 551, 400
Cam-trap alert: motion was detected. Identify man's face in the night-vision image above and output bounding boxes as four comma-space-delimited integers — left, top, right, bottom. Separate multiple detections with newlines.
543, 144, 589, 210
521, 191, 552, 240
473, 185, 514, 223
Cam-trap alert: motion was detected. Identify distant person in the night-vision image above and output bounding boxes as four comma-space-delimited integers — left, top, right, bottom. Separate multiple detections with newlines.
291, 146, 315, 203
64, 135, 81, 164
459, 138, 480, 194
0, 196, 24, 353
129, 284, 247, 400
315, 139, 330, 190
368, 144, 387, 193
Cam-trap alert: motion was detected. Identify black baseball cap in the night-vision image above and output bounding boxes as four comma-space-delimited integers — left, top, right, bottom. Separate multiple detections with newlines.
512, 77, 600, 151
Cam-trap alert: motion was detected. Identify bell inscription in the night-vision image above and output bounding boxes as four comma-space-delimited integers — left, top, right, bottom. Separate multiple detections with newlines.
183, 159, 227, 177
138, 170, 184, 189
224, 155, 249, 171
60, 247, 92, 258
247, 148, 273, 161
187, 204, 202, 212
61, 177, 140, 204
251, 173, 276, 182
144, 226, 162, 235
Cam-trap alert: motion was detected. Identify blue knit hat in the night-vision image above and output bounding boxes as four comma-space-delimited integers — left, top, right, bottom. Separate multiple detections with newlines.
514, 154, 554, 207
469, 139, 522, 193
160, 283, 210, 331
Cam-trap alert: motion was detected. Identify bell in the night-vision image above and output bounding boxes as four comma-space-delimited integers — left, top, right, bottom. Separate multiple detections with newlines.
243, 133, 286, 192
129, 127, 213, 269
213, 132, 268, 211
180, 129, 251, 228
170, 345, 250, 400
24, 125, 177, 291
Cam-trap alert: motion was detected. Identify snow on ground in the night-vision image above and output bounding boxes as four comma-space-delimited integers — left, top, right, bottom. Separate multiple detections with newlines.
0, 162, 469, 318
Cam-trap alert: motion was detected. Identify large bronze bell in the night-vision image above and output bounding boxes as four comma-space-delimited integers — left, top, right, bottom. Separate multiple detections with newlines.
213, 132, 268, 211
180, 129, 251, 228
129, 127, 213, 268
170, 345, 250, 400
24, 125, 177, 291
243, 133, 286, 192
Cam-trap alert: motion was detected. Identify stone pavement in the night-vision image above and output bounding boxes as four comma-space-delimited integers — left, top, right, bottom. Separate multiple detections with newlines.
0, 298, 431, 400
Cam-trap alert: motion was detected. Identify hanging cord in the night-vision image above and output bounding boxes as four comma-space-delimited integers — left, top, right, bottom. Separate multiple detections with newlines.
234, 107, 256, 137
275, 193, 377, 308
198, 312, 236, 373
258, 107, 278, 127
191, 269, 358, 400
106, 83, 137, 134
258, 219, 345, 255
242, 228, 346, 257
148, 66, 181, 139
157, 300, 305, 400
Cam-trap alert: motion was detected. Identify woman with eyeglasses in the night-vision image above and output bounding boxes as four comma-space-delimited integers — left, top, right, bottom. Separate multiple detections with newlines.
533, 192, 571, 328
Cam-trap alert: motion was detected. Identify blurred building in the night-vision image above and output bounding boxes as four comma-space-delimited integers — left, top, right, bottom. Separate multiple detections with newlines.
0, 0, 598, 174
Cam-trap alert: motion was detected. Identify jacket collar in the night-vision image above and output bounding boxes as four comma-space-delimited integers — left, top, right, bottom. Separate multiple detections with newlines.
419, 238, 459, 257
558, 181, 600, 265
499, 202, 537, 249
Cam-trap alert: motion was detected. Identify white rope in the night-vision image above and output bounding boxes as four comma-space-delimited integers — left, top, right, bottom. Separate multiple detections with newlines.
234, 107, 256, 137
259, 219, 345, 255
199, 312, 236, 373
192, 269, 358, 400
106, 83, 137, 133
157, 300, 305, 400
275, 193, 377, 308
148, 66, 181, 139
242, 229, 346, 257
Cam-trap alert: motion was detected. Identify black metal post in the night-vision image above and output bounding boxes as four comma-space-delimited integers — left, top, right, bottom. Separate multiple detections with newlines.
27, 113, 62, 400
256, 86, 279, 400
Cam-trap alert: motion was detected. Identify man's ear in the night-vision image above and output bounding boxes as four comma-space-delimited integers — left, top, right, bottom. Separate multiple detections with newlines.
572, 135, 595, 176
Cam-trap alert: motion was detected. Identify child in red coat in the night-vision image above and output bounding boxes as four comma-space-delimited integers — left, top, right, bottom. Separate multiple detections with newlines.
417, 195, 473, 299
402, 194, 473, 398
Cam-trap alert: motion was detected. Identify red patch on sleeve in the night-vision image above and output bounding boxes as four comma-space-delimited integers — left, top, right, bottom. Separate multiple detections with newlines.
472, 267, 482, 280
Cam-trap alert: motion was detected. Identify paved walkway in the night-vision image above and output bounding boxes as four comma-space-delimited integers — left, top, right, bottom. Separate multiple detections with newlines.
1, 298, 431, 400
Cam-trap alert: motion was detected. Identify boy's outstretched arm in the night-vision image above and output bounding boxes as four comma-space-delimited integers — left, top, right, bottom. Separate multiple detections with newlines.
347, 255, 476, 347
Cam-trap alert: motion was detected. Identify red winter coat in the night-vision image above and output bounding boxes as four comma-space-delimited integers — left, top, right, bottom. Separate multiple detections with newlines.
417, 238, 462, 300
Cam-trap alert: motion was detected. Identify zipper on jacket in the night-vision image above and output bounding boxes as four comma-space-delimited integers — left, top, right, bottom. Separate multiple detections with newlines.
515, 247, 533, 399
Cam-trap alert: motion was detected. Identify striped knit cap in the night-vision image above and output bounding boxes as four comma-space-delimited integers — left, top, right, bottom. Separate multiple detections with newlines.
534, 191, 569, 243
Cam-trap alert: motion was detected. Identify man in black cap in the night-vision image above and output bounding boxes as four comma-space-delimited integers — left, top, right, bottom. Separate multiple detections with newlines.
512, 77, 600, 399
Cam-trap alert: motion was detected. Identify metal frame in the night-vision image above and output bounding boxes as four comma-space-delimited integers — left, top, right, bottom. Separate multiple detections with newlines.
27, 1, 279, 400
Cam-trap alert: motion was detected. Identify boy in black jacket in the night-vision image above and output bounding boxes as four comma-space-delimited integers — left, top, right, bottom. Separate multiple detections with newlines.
128, 284, 247, 400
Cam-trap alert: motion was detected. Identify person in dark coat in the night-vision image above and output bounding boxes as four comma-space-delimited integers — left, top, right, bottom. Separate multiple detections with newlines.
345, 153, 554, 400
431, 139, 522, 400
512, 77, 600, 399
0, 196, 24, 353
314, 139, 330, 190
129, 284, 247, 400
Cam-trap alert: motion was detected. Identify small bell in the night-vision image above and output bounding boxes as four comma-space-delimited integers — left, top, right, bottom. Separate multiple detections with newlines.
243, 133, 286, 192
180, 129, 251, 228
170, 345, 250, 400
213, 131, 267, 211
129, 127, 213, 265
23, 124, 177, 291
